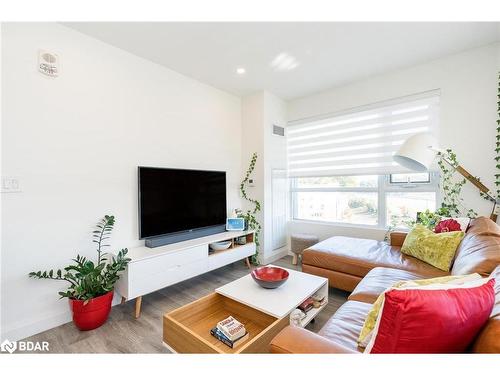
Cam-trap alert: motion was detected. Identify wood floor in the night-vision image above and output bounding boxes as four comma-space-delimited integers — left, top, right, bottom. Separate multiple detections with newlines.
27, 256, 348, 353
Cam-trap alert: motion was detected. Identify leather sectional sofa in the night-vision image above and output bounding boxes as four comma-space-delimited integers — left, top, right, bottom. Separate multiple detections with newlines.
270, 217, 500, 353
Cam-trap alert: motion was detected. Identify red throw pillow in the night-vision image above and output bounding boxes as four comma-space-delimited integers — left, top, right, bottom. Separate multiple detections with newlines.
366, 278, 495, 353
434, 218, 462, 233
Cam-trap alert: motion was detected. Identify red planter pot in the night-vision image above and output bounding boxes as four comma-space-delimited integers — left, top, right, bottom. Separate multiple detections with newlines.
69, 291, 114, 331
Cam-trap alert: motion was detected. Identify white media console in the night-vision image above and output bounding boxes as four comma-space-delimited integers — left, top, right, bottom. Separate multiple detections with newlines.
115, 230, 256, 318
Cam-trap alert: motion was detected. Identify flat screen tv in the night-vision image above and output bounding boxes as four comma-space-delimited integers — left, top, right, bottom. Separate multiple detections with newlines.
138, 167, 227, 245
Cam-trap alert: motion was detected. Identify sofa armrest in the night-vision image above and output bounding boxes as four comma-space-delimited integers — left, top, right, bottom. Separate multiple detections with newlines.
270, 326, 358, 354
390, 231, 408, 247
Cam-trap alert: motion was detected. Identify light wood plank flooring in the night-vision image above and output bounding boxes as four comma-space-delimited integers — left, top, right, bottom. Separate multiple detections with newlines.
26, 256, 348, 353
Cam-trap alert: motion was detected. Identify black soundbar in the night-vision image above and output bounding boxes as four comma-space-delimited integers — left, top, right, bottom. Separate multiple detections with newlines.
144, 224, 226, 248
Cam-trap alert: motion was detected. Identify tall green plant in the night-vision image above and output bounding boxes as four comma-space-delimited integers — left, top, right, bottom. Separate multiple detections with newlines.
237, 152, 261, 265
437, 149, 477, 218
29, 215, 130, 302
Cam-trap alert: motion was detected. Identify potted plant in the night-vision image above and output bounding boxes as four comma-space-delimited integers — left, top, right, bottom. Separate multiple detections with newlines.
29, 215, 130, 331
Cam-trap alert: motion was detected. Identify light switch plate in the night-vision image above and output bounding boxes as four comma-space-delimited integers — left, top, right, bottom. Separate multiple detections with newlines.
1, 177, 21, 193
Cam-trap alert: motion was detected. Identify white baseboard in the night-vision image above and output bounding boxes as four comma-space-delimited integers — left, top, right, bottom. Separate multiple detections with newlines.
262, 247, 289, 265
1, 311, 71, 342
1, 294, 123, 341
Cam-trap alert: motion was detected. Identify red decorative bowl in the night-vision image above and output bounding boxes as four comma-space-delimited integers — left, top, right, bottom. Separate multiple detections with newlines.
251, 266, 289, 289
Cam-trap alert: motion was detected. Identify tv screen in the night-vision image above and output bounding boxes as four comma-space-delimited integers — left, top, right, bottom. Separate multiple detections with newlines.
138, 167, 227, 239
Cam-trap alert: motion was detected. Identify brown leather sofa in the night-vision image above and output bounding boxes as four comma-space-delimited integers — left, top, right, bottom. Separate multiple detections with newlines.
270, 217, 500, 353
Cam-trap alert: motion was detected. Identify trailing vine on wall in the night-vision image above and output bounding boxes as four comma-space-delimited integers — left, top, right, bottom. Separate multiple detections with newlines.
437, 149, 478, 218
237, 152, 261, 265
495, 72, 500, 200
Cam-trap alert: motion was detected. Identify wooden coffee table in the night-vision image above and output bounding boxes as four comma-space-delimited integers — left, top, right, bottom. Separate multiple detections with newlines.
163, 266, 328, 353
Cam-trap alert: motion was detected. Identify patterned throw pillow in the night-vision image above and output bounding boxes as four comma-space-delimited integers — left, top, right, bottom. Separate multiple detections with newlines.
357, 273, 482, 348
439, 217, 471, 232
401, 224, 465, 271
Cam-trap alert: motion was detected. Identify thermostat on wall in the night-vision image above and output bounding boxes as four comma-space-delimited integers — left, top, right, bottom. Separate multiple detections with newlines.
38, 50, 59, 78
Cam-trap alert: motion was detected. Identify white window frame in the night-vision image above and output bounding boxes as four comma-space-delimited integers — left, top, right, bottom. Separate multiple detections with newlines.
290, 173, 440, 229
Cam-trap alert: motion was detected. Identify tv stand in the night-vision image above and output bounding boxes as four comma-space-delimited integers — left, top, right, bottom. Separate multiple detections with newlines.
115, 230, 256, 318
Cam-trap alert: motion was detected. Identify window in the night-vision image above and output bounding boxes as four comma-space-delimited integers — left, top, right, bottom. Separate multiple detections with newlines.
389, 173, 430, 184
386, 191, 436, 227
291, 173, 438, 228
287, 92, 440, 229
294, 191, 378, 225
287, 92, 440, 178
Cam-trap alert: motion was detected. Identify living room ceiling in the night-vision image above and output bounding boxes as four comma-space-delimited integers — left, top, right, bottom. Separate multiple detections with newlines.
63, 22, 500, 100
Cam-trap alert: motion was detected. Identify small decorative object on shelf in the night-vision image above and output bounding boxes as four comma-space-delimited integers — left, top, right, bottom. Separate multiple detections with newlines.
311, 293, 326, 308
251, 266, 289, 289
210, 315, 249, 349
298, 297, 314, 313
290, 308, 306, 327
236, 236, 247, 245
209, 241, 232, 251
29, 215, 130, 331
226, 217, 245, 231
210, 327, 249, 349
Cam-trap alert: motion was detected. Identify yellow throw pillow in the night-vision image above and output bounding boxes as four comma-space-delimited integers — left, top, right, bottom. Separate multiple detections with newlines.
401, 224, 464, 271
357, 273, 482, 348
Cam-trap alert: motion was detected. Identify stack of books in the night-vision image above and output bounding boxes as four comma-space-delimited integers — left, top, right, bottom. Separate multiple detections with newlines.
210, 316, 249, 349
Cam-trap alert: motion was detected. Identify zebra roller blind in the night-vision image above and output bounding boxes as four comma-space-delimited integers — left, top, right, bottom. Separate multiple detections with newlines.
287, 92, 440, 177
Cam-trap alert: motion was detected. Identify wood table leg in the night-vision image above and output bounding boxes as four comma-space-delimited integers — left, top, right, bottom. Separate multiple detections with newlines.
135, 296, 142, 319
245, 257, 251, 269
121, 296, 126, 305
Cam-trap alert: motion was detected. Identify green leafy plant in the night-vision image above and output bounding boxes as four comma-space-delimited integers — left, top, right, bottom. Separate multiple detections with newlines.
237, 152, 261, 265
29, 215, 130, 302
416, 209, 442, 230
437, 149, 478, 219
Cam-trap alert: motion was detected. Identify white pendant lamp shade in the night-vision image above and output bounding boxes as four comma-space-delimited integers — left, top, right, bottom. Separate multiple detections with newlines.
393, 133, 439, 172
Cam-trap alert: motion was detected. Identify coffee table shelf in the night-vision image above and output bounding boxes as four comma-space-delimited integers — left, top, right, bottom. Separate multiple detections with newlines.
163, 292, 288, 353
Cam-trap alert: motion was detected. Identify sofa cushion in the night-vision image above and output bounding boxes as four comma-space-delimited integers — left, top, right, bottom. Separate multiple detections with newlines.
303, 236, 448, 278
452, 217, 500, 276
318, 300, 371, 352
401, 224, 464, 271
358, 273, 483, 348
472, 265, 500, 353
348, 267, 423, 304
365, 277, 495, 353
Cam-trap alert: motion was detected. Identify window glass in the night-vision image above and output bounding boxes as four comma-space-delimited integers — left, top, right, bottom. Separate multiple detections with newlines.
296, 175, 378, 188
386, 192, 437, 227
389, 173, 430, 184
294, 191, 378, 225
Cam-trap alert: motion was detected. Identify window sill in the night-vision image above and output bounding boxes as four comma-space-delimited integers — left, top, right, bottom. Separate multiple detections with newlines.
289, 218, 388, 232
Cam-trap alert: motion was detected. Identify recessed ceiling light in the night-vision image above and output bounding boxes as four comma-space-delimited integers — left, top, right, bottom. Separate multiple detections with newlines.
236, 67, 246, 75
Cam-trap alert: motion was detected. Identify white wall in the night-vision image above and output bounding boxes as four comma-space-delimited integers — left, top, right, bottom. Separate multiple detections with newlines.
288, 42, 500, 241
241, 91, 288, 264
241, 92, 265, 261
1, 23, 242, 340
262, 92, 288, 262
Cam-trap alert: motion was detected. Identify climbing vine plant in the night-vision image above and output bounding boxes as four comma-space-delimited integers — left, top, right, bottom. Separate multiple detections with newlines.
237, 152, 261, 265
495, 72, 500, 200
436, 149, 478, 218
